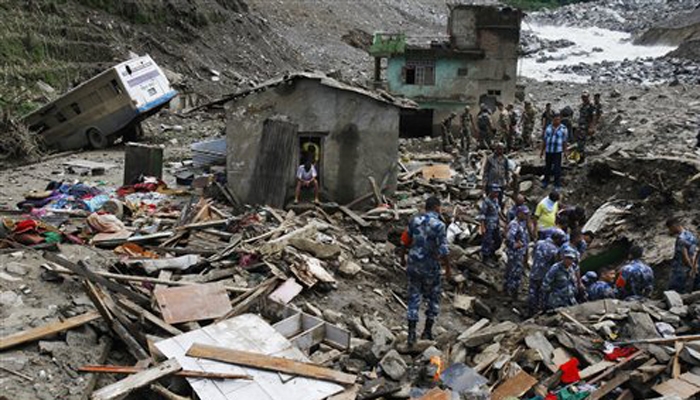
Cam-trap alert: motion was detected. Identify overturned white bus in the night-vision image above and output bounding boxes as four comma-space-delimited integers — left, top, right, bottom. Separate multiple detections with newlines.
24, 55, 177, 150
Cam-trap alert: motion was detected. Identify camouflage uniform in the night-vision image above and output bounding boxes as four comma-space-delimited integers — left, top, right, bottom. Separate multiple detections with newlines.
529, 238, 560, 313
559, 243, 585, 301
459, 111, 474, 155
497, 109, 510, 145
480, 196, 502, 260
618, 259, 654, 299
406, 211, 449, 322
477, 110, 493, 149
587, 281, 616, 301
523, 104, 536, 147
441, 114, 457, 152
504, 219, 529, 298
542, 261, 578, 310
593, 99, 603, 133
668, 230, 699, 293
575, 101, 596, 161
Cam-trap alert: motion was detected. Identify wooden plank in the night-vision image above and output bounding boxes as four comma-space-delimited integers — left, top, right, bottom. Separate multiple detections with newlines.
367, 176, 382, 205
422, 164, 452, 180
0, 311, 101, 351
268, 278, 303, 305
43, 252, 150, 306
186, 343, 357, 385
580, 360, 615, 380
155, 282, 231, 324
338, 206, 370, 228
653, 376, 700, 398
149, 383, 191, 400
79, 365, 252, 380
80, 337, 113, 400
588, 372, 631, 400
91, 358, 181, 400
588, 351, 644, 385
491, 370, 538, 400
117, 298, 183, 337
680, 372, 700, 388
216, 277, 278, 322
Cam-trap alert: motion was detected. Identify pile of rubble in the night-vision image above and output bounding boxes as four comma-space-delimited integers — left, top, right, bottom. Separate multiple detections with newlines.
527, 0, 698, 34
550, 57, 700, 85
1, 129, 699, 400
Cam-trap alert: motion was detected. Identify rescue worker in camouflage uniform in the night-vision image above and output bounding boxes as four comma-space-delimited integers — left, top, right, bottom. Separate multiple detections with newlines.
505, 104, 517, 152
541, 103, 554, 137
592, 93, 603, 135
479, 185, 502, 264
666, 217, 699, 293
403, 197, 450, 346
575, 91, 596, 163
441, 112, 457, 152
617, 245, 654, 300
459, 105, 477, 156
477, 104, 494, 149
528, 231, 566, 315
482, 142, 510, 205
504, 206, 530, 300
496, 102, 510, 147
522, 101, 536, 148
542, 249, 579, 310
587, 267, 617, 301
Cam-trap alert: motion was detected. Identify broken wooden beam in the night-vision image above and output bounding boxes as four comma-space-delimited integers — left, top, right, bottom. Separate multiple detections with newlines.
0, 311, 101, 351
91, 358, 181, 400
186, 343, 357, 385
613, 334, 700, 346
116, 298, 183, 337
338, 206, 370, 228
79, 365, 252, 380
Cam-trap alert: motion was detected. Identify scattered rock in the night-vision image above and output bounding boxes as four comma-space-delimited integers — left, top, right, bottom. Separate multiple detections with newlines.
5, 262, 28, 276
664, 291, 684, 309
379, 349, 407, 381
323, 309, 343, 324
338, 260, 362, 277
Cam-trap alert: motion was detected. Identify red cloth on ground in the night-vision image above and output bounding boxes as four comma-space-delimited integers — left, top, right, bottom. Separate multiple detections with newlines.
559, 357, 581, 384
546, 393, 558, 400
605, 346, 637, 361
13, 219, 39, 234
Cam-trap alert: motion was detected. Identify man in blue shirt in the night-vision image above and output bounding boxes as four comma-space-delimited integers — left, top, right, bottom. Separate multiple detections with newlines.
403, 197, 450, 346
540, 112, 568, 189
617, 245, 654, 300
666, 218, 699, 293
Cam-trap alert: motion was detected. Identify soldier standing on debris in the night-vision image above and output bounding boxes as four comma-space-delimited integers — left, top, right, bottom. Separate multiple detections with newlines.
666, 218, 699, 293
402, 196, 450, 346
505, 104, 517, 152
479, 185, 502, 265
587, 267, 617, 301
575, 91, 596, 163
495, 102, 510, 146
482, 142, 510, 205
541, 103, 554, 137
617, 245, 654, 300
459, 105, 477, 156
477, 104, 494, 149
592, 93, 603, 135
542, 250, 579, 310
504, 206, 530, 301
529, 231, 566, 315
540, 112, 568, 190
522, 101, 536, 148
441, 112, 457, 152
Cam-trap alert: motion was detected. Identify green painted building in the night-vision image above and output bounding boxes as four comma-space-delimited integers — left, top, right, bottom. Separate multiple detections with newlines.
370, 5, 523, 137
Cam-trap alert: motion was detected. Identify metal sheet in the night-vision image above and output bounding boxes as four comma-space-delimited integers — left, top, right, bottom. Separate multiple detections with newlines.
155, 314, 343, 400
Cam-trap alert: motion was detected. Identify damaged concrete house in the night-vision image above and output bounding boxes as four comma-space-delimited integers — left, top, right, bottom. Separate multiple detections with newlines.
370, 4, 523, 136
224, 72, 415, 207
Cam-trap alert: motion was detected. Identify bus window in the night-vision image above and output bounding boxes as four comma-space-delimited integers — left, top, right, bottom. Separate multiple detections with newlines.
55, 112, 67, 123
71, 103, 81, 115
126, 65, 132, 75
111, 79, 123, 95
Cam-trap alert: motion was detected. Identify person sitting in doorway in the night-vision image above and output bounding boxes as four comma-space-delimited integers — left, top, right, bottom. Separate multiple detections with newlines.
294, 159, 320, 204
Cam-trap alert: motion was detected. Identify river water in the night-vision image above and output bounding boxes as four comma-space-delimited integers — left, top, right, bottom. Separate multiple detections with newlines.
519, 24, 677, 82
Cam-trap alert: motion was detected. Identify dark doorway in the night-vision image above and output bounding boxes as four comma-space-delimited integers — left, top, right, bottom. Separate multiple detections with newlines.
298, 134, 324, 185
400, 108, 434, 138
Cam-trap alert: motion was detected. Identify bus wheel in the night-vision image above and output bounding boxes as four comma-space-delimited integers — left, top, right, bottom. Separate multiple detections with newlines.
87, 128, 112, 149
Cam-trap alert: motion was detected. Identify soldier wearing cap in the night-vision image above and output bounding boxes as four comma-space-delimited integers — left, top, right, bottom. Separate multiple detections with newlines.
496, 102, 510, 145
482, 142, 510, 205
523, 101, 536, 148
480, 185, 503, 263
477, 103, 494, 149
528, 231, 566, 314
459, 105, 476, 156
542, 249, 579, 310
504, 205, 531, 300
576, 91, 596, 163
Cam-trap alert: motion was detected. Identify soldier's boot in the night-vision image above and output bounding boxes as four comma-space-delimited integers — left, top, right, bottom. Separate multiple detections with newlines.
407, 321, 417, 347
421, 318, 435, 340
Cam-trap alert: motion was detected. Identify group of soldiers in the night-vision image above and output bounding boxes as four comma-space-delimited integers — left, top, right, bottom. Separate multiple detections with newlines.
401, 90, 698, 345
441, 91, 604, 163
